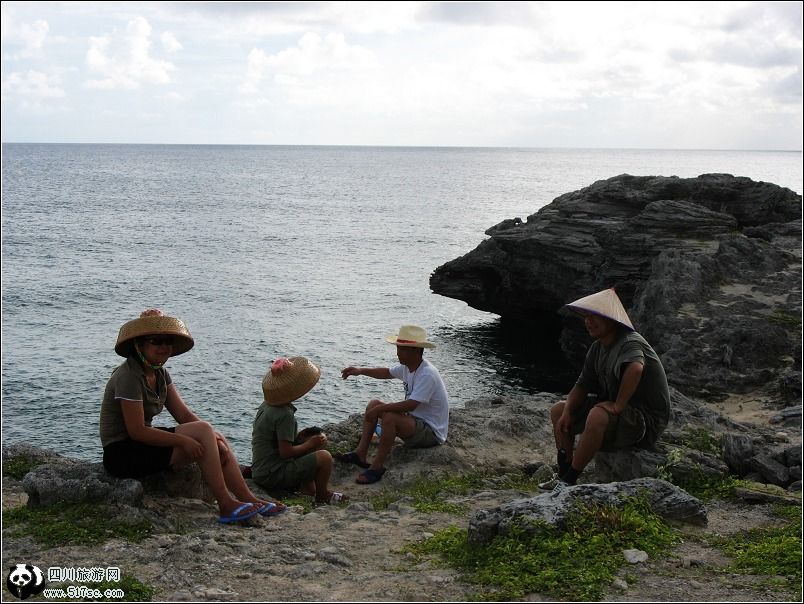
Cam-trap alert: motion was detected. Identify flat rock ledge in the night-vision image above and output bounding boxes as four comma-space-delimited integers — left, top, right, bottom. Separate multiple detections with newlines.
468, 478, 707, 545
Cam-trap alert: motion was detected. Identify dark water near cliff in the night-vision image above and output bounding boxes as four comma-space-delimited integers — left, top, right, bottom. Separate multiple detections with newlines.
2, 143, 801, 462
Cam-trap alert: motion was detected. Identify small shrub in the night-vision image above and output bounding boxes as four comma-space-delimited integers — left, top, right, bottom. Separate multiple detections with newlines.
405, 497, 679, 600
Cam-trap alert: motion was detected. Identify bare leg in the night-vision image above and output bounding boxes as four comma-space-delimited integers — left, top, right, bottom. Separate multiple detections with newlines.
571, 407, 609, 471
313, 450, 333, 501
368, 411, 416, 471
215, 433, 276, 507
353, 399, 384, 463
550, 401, 575, 464
170, 421, 255, 517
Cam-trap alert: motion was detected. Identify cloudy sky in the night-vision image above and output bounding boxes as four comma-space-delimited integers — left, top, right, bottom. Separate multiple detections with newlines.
1, 1, 801, 149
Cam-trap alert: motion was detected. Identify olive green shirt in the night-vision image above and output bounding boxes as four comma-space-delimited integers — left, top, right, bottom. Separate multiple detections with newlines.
99, 357, 172, 447
251, 403, 297, 483
577, 330, 671, 445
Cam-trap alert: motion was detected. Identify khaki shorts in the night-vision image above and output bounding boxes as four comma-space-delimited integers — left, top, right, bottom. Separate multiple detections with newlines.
571, 398, 647, 451
254, 452, 318, 491
403, 417, 441, 449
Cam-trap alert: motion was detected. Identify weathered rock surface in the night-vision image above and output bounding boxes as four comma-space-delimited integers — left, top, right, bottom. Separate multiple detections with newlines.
430, 174, 802, 401
467, 478, 708, 545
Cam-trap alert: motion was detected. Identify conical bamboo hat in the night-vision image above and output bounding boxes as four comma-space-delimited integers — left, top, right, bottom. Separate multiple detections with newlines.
565, 288, 634, 330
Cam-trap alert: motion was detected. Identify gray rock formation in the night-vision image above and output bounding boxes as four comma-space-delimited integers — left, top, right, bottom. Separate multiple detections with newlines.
430, 174, 802, 401
467, 478, 707, 545
13, 447, 213, 507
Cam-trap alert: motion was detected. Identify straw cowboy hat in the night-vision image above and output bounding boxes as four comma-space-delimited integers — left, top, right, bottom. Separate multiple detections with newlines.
564, 288, 635, 331
262, 356, 321, 406
385, 325, 436, 349
115, 309, 194, 357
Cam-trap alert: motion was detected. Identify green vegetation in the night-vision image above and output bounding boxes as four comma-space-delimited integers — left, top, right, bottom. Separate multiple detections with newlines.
3, 456, 44, 479
3, 503, 152, 547
679, 428, 723, 456
769, 310, 802, 328
713, 504, 802, 587
405, 497, 679, 601
370, 470, 542, 514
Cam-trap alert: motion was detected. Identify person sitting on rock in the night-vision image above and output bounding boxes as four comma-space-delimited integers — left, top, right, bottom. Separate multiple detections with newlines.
251, 356, 347, 505
544, 289, 671, 489
100, 309, 286, 524
339, 325, 449, 484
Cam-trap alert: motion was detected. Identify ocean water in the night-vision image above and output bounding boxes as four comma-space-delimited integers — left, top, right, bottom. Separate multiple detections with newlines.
2, 143, 801, 463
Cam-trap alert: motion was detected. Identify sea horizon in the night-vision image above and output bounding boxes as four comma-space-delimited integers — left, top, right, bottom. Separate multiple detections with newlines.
2, 144, 802, 462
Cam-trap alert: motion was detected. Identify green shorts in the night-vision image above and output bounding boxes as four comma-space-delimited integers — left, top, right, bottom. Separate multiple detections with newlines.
253, 453, 318, 491
571, 398, 647, 452
403, 417, 441, 449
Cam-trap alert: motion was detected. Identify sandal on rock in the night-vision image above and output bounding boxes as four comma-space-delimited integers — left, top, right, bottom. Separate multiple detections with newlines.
218, 502, 260, 524
258, 501, 287, 517
334, 451, 370, 469
356, 468, 386, 484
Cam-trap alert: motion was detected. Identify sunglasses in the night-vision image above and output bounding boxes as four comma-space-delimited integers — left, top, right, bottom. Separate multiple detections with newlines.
143, 336, 174, 346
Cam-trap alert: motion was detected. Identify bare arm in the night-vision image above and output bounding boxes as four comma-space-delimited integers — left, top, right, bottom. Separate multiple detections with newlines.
341, 367, 393, 380
119, 398, 201, 458
597, 361, 644, 415
556, 383, 589, 433
277, 433, 328, 459
164, 384, 202, 424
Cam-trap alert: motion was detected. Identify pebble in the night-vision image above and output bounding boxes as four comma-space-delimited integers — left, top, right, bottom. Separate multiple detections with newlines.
612, 578, 629, 591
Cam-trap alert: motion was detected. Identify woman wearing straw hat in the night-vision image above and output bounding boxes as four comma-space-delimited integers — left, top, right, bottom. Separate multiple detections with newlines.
339, 325, 449, 485
543, 289, 670, 490
100, 309, 285, 524
251, 356, 347, 504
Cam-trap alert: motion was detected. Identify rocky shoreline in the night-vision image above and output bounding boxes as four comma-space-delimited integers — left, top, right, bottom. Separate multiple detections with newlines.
3, 173, 801, 602
3, 391, 801, 602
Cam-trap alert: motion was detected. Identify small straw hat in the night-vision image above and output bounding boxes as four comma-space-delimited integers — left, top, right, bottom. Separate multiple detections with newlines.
262, 357, 321, 406
564, 288, 635, 331
115, 309, 194, 357
385, 325, 435, 349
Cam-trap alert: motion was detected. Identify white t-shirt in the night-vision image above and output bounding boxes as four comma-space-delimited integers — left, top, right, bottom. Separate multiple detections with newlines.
389, 358, 449, 443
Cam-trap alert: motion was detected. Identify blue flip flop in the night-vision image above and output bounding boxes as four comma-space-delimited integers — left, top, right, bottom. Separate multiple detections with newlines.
356, 467, 386, 484
218, 502, 260, 524
258, 502, 287, 517
335, 451, 370, 469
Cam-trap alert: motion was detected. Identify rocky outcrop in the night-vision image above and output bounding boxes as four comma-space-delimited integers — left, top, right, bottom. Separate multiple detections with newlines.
5, 443, 214, 508
467, 478, 708, 545
430, 174, 802, 401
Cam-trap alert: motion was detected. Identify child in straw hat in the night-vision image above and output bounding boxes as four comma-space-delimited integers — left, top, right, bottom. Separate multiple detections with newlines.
100, 308, 285, 524
543, 289, 671, 490
251, 357, 347, 504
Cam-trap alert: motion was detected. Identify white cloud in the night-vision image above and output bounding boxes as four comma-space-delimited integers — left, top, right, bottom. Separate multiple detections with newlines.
85, 17, 176, 90
161, 31, 182, 53
0, 7, 50, 58
240, 32, 378, 94
2, 70, 65, 100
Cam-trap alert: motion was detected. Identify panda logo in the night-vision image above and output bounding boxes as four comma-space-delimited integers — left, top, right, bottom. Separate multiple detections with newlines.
6, 564, 46, 600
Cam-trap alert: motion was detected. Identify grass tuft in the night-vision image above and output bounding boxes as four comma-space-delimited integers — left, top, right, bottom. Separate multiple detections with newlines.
405, 497, 679, 600
3, 503, 152, 547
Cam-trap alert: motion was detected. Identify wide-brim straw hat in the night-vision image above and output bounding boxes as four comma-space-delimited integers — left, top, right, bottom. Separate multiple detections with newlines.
385, 325, 435, 349
564, 288, 635, 331
262, 356, 321, 406
115, 309, 194, 357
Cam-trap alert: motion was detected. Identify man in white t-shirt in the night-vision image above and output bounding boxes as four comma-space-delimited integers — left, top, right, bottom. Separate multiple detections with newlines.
339, 325, 449, 484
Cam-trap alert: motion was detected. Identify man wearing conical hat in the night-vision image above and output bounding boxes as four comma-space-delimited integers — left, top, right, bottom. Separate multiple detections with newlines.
339, 325, 449, 485
544, 289, 671, 489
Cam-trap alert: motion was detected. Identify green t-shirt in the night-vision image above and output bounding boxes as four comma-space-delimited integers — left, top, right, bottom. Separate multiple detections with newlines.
99, 357, 173, 447
577, 330, 671, 444
251, 403, 298, 482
